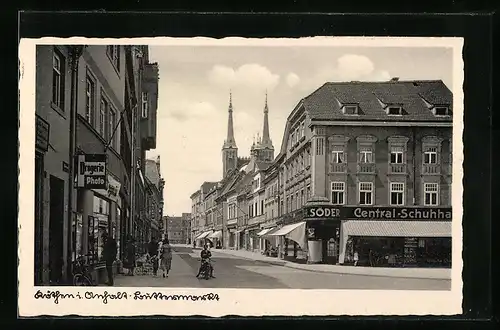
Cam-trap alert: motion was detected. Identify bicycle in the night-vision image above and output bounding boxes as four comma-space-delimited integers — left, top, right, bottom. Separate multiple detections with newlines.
72, 254, 95, 286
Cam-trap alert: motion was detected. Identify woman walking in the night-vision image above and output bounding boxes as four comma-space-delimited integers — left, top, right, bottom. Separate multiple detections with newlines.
159, 238, 172, 278
124, 236, 136, 276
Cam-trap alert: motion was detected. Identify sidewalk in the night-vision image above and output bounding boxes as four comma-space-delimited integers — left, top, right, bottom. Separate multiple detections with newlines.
209, 247, 451, 280
111, 252, 202, 287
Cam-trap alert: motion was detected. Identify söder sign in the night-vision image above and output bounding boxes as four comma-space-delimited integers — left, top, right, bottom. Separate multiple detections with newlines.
303, 206, 452, 221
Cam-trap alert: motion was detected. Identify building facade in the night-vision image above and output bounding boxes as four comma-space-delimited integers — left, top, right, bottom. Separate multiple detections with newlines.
34, 45, 159, 285
145, 156, 165, 241
189, 79, 453, 269
165, 213, 191, 244
270, 79, 453, 267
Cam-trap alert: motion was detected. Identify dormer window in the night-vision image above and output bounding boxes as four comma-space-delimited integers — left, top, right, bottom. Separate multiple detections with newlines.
343, 105, 359, 115
434, 106, 449, 116
387, 106, 403, 116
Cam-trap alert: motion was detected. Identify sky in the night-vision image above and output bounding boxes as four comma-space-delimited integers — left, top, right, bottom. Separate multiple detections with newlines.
145, 43, 453, 216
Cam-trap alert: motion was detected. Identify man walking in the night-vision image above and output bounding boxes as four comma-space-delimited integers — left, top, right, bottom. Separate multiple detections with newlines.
102, 231, 117, 286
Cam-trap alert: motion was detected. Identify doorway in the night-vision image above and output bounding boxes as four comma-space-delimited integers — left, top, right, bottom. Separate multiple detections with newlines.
34, 152, 44, 285
49, 175, 65, 284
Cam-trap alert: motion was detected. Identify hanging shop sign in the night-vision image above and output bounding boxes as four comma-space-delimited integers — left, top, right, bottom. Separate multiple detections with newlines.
92, 175, 121, 202
76, 154, 107, 189
303, 205, 452, 221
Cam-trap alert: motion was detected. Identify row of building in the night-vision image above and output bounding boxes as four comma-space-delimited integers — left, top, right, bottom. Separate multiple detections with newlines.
190, 79, 453, 268
35, 45, 164, 285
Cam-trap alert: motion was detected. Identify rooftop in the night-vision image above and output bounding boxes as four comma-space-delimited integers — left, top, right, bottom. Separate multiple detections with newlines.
302, 80, 453, 122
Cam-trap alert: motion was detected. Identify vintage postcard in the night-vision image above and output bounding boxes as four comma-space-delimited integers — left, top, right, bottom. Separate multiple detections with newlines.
18, 36, 464, 317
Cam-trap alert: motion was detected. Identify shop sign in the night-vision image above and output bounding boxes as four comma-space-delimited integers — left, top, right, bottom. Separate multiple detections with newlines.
76, 154, 107, 189
303, 205, 452, 220
92, 175, 121, 202
303, 206, 341, 219
35, 115, 50, 151
307, 227, 315, 239
348, 207, 452, 220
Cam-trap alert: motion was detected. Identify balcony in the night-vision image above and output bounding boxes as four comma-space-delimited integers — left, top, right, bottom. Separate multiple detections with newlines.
227, 218, 237, 226
357, 163, 376, 174
422, 163, 441, 175
388, 163, 407, 174
330, 163, 347, 173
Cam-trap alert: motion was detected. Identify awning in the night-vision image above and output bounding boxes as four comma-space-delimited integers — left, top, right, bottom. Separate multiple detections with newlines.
195, 231, 211, 240
207, 230, 222, 239
257, 228, 272, 236
263, 227, 280, 236
343, 220, 452, 237
268, 222, 307, 250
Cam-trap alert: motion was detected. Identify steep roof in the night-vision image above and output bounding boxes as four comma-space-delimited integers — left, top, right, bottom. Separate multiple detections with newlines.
303, 80, 453, 122
255, 161, 272, 172
145, 159, 161, 188
201, 181, 218, 194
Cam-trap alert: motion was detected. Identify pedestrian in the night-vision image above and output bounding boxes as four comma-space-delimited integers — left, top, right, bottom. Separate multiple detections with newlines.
124, 236, 136, 276
159, 238, 172, 278
102, 231, 117, 286
353, 250, 359, 266
148, 237, 159, 276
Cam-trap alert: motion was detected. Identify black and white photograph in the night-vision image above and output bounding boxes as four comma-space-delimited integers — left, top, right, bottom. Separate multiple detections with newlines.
19, 36, 464, 316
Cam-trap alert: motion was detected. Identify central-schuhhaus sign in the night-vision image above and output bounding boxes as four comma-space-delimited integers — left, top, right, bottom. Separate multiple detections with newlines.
76, 154, 107, 189
303, 206, 452, 220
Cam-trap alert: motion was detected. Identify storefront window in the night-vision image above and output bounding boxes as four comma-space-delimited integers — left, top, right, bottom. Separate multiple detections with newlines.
93, 195, 110, 262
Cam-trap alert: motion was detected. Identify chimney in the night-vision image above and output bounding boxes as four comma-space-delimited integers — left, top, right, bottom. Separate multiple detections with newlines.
390, 77, 400, 82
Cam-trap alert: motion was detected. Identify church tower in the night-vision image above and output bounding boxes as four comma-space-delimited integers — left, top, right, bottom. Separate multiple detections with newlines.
222, 91, 238, 177
258, 91, 275, 162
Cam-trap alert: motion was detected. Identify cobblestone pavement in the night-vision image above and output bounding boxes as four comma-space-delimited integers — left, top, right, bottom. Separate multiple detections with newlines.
113, 246, 451, 290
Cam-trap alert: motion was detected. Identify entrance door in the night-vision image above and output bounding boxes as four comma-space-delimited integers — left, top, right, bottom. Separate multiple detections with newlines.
323, 238, 339, 264
49, 175, 65, 284
34, 153, 44, 285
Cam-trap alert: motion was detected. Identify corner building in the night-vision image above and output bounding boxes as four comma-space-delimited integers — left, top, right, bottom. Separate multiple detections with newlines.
272, 79, 453, 267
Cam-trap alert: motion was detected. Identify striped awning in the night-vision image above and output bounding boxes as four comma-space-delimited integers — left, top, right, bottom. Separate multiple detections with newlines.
195, 231, 211, 240
343, 220, 452, 237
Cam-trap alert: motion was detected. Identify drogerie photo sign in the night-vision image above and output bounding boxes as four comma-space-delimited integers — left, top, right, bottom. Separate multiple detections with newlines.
18, 36, 464, 317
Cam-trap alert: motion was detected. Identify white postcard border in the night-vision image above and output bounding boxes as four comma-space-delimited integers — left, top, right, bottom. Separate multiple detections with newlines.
18, 36, 464, 317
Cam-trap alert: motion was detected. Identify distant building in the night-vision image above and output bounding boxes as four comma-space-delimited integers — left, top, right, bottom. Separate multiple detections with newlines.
165, 213, 191, 244
144, 156, 165, 241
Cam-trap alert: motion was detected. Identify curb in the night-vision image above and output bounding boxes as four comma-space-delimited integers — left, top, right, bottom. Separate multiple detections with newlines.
213, 250, 451, 280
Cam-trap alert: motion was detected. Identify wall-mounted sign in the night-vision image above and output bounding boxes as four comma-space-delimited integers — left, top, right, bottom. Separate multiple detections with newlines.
76, 154, 107, 189
304, 206, 341, 219
92, 174, 121, 202
348, 207, 452, 220
35, 115, 50, 151
303, 205, 452, 221
62, 161, 69, 173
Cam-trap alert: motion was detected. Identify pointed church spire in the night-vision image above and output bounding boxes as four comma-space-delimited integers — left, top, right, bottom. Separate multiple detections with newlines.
223, 90, 237, 149
261, 91, 272, 147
